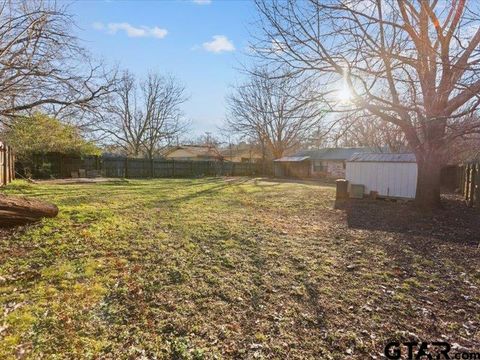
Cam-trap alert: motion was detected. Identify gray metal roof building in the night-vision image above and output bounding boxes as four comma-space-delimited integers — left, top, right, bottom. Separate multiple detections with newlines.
274, 156, 310, 162
348, 153, 417, 163
294, 147, 377, 161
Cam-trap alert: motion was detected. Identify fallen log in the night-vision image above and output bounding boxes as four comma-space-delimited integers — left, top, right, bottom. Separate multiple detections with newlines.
0, 194, 59, 226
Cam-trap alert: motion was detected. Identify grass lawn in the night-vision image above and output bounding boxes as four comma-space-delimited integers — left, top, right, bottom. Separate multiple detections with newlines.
0, 178, 479, 359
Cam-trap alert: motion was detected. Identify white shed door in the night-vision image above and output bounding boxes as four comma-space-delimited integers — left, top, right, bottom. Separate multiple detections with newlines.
345, 162, 418, 199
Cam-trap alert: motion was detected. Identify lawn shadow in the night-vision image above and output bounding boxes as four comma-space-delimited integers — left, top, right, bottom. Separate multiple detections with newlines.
160, 177, 251, 205
340, 196, 480, 246
256, 177, 336, 187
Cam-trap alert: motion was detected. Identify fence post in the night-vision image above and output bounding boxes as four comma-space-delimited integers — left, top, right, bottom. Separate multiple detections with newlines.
8, 146, 12, 182
5, 146, 9, 184
172, 159, 175, 177
124, 157, 128, 178
464, 164, 470, 202
459, 165, 465, 195
475, 164, 480, 207
3, 145, 7, 186
469, 165, 476, 207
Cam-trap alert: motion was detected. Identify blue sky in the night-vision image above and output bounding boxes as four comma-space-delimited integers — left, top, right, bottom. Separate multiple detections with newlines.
70, 0, 255, 137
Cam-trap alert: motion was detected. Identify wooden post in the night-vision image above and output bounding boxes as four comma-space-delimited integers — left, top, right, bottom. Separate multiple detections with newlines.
470, 165, 476, 207
464, 164, 470, 202
5, 146, 9, 184
3, 145, 7, 186
459, 165, 465, 195
124, 157, 128, 178
10, 147, 15, 180
172, 159, 175, 177
8, 146, 12, 182
472, 163, 480, 206
467, 164, 475, 207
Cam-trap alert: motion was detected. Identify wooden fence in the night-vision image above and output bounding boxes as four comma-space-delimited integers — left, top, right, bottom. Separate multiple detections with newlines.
461, 162, 480, 207
0, 142, 15, 186
102, 157, 272, 178
18, 154, 273, 179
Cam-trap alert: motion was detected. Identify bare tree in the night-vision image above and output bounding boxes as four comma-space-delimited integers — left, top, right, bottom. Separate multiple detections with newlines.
254, 0, 480, 207
99, 71, 188, 164
98, 71, 145, 156
0, 1, 116, 125
226, 68, 325, 159
141, 74, 188, 161
336, 113, 408, 151
191, 132, 222, 148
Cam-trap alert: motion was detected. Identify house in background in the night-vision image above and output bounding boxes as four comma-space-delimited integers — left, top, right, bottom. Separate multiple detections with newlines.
163, 145, 222, 161
293, 147, 376, 178
220, 143, 263, 163
273, 156, 311, 178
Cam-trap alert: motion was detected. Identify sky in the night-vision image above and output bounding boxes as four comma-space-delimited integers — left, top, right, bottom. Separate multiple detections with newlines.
69, 0, 256, 137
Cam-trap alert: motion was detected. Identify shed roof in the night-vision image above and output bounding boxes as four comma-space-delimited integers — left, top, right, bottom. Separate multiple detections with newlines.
294, 147, 376, 161
348, 153, 416, 163
274, 156, 310, 162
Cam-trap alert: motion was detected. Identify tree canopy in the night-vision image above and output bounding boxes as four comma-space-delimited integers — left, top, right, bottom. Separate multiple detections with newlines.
253, 0, 480, 207
0, 1, 116, 126
2, 114, 100, 160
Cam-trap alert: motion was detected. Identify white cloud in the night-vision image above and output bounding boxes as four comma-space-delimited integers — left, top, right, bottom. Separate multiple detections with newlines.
193, 0, 212, 4
93, 22, 168, 39
202, 35, 235, 53
150, 27, 168, 39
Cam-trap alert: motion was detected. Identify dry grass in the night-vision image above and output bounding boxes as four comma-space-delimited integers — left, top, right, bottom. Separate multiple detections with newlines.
0, 178, 479, 359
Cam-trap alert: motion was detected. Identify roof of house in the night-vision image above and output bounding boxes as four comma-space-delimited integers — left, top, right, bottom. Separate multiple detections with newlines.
220, 145, 262, 159
274, 156, 310, 162
164, 145, 220, 158
348, 153, 417, 163
294, 147, 376, 161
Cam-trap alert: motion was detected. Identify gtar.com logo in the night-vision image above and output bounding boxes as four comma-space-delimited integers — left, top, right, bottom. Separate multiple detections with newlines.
384, 341, 480, 360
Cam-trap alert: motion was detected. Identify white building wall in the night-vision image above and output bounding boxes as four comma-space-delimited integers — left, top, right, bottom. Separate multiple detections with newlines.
345, 162, 418, 199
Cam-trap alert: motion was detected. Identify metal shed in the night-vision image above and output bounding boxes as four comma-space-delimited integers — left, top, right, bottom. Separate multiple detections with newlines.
345, 153, 417, 199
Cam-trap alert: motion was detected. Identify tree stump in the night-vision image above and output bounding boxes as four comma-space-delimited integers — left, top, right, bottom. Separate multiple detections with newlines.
0, 194, 58, 226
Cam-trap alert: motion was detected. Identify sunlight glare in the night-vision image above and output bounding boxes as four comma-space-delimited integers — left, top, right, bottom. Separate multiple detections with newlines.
337, 84, 353, 102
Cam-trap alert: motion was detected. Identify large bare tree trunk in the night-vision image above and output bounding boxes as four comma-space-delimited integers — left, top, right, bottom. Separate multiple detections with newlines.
0, 194, 58, 226
415, 152, 442, 208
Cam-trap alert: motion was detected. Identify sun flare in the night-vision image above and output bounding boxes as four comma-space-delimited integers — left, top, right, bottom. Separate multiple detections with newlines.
337, 84, 353, 102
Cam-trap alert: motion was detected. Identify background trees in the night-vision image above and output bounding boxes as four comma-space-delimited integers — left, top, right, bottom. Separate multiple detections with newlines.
0, 0, 190, 167
3, 113, 99, 160
335, 115, 408, 152
98, 71, 188, 159
253, 0, 480, 207
3, 113, 100, 177
226, 68, 324, 159
0, 1, 116, 126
